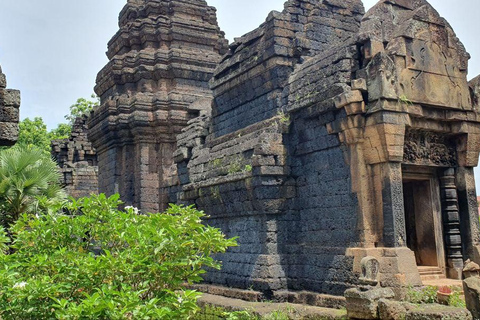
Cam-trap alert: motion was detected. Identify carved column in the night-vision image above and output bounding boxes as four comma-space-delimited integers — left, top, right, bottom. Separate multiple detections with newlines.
381, 162, 407, 248
440, 168, 464, 279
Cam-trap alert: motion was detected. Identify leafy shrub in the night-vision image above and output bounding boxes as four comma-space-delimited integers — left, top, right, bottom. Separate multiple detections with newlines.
0, 194, 236, 319
195, 305, 301, 320
406, 286, 438, 304
448, 290, 466, 308
0, 145, 66, 227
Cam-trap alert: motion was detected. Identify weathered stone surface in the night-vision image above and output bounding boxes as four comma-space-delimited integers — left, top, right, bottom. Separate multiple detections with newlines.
405, 304, 472, 320
463, 260, 480, 320
198, 292, 348, 319
51, 116, 98, 199
359, 0, 472, 110
464, 277, 480, 320
167, 0, 366, 295
210, 0, 364, 136
0, 65, 19, 146
378, 299, 415, 320
91, 0, 480, 302
88, 0, 228, 213
379, 300, 472, 320
360, 256, 380, 286
470, 75, 480, 111
345, 287, 395, 319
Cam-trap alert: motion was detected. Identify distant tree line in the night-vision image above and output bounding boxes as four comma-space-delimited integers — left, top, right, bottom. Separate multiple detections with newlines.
17, 94, 99, 154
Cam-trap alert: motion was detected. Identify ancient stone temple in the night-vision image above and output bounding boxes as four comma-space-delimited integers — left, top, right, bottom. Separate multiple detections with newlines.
90, 0, 480, 301
0, 65, 20, 146
51, 116, 98, 199
88, 0, 228, 213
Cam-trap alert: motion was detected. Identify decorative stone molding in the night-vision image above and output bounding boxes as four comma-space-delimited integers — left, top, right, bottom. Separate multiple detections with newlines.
403, 130, 457, 167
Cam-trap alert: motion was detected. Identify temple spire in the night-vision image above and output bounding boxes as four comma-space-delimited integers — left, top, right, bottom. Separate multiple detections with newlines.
88, 0, 228, 212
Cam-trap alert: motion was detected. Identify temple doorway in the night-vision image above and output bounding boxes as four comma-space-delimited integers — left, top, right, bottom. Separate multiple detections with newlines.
402, 167, 446, 278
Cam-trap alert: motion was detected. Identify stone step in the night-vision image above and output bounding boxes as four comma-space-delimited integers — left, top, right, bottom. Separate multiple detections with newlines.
418, 266, 446, 281
421, 274, 447, 281
418, 266, 443, 273
419, 270, 444, 275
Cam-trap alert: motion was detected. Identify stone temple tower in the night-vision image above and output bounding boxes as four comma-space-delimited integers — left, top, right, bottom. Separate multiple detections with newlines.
88, 0, 228, 212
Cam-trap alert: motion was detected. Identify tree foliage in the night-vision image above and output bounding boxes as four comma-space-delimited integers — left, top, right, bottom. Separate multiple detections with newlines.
0, 194, 237, 319
65, 94, 99, 125
0, 146, 66, 227
49, 123, 72, 141
16, 118, 71, 155
17, 117, 51, 153
15, 95, 98, 154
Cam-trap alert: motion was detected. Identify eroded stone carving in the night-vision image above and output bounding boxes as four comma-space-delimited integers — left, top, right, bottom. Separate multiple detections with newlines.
403, 130, 457, 167
360, 256, 380, 286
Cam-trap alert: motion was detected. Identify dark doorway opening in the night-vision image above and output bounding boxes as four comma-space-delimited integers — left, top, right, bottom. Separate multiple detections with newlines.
403, 180, 438, 266
402, 166, 446, 276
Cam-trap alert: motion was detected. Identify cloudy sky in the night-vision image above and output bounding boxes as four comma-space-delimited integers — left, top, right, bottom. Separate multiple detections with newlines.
0, 0, 480, 186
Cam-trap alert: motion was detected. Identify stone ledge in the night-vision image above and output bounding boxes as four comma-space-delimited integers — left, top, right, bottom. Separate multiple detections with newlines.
405, 304, 472, 320
273, 290, 346, 309
190, 284, 264, 302
197, 292, 348, 319
191, 284, 346, 309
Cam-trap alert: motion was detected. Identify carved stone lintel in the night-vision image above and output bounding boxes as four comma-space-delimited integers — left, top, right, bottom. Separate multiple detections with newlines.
403, 130, 457, 167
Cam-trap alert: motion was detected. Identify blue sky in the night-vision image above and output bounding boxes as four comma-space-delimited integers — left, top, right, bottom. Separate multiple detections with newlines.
0, 0, 480, 188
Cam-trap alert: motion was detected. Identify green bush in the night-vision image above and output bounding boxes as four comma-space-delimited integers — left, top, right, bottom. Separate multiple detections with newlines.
194, 305, 300, 320
0, 145, 66, 227
406, 286, 438, 304
0, 194, 237, 319
448, 290, 466, 308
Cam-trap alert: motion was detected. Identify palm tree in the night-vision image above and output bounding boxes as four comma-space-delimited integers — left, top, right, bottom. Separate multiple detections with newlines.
0, 146, 66, 226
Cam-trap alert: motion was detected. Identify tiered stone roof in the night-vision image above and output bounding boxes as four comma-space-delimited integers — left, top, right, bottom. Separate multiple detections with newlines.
88, 0, 228, 212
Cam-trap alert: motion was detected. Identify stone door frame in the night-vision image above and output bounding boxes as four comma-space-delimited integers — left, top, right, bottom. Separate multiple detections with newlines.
402, 165, 446, 275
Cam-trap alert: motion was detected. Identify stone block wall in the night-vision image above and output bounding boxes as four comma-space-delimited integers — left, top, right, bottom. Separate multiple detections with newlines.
167, 0, 480, 296
167, 0, 366, 295
173, 112, 292, 292
0, 65, 20, 146
210, 0, 364, 137
282, 109, 359, 295
52, 116, 98, 199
